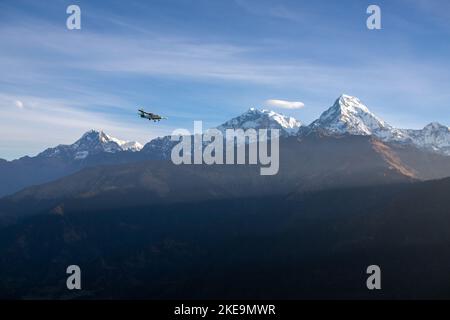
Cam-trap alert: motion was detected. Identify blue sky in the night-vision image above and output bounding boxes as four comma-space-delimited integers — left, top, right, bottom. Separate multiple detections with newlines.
1, 0, 449, 160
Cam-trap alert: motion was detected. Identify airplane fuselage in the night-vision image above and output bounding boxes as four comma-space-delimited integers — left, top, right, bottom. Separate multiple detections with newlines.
138, 109, 165, 122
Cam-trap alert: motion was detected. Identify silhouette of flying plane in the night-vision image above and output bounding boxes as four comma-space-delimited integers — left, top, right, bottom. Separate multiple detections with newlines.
138, 109, 167, 122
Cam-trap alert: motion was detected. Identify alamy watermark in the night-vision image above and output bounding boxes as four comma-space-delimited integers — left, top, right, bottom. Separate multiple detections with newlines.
66, 265, 81, 290
366, 265, 381, 290
170, 121, 280, 176
367, 5, 381, 30
66, 5, 81, 30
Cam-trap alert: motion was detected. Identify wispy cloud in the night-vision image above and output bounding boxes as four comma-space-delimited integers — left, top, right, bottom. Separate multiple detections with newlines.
235, 0, 305, 22
2, 20, 449, 97
265, 99, 305, 109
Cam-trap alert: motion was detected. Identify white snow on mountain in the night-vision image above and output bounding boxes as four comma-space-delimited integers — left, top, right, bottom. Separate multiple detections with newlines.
216, 108, 302, 136
141, 136, 175, 159
307, 95, 403, 139
74, 151, 89, 160
35, 96, 448, 162
302, 94, 450, 155
404, 122, 450, 155
115, 140, 144, 152
141, 108, 302, 157
40, 130, 142, 160
72, 130, 143, 153
141, 99, 448, 157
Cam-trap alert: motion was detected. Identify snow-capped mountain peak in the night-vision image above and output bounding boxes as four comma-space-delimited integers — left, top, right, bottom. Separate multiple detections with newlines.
119, 140, 144, 152
300, 94, 450, 156
308, 94, 390, 136
73, 130, 142, 153
216, 108, 302, 136
39, 130, 142, 160
423, 122, 449, 132
336, 94, 371, 113
405, 122, 450, 155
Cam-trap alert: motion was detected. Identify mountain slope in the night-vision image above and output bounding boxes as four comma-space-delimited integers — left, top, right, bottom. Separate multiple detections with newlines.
5, 132, 448, 226
1, 175, 450, 299
0, 135, 421, 224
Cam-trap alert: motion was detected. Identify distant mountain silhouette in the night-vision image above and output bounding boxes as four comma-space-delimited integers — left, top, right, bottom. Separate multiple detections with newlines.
3, 134, 450, 225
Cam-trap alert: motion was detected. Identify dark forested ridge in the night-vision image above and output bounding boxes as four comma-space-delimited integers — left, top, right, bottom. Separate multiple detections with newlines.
0, 178, 449, 299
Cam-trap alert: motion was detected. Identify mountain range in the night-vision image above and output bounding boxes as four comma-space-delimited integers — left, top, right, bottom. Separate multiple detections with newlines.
1, 94, 450, 299
0, 95, 449, 220
1, 94, 448, 198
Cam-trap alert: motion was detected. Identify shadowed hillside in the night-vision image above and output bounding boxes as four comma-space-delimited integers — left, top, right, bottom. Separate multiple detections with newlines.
0, 178, 449, 299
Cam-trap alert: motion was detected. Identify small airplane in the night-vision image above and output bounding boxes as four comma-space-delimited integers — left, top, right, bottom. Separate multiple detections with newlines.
138, 109, 167, 122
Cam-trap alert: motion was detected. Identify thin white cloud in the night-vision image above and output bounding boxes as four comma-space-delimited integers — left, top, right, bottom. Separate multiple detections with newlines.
1, 21, 450, 98
265, 99, 305, 109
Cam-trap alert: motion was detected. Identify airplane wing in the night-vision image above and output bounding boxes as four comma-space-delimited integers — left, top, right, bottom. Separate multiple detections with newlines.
138, 109, 149, 115
138, 109, 156, 117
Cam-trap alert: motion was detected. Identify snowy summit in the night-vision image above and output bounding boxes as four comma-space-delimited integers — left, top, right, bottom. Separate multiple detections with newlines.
39, 130, 143, 160
216, 108, 302, 136
301, 94, 450, 155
